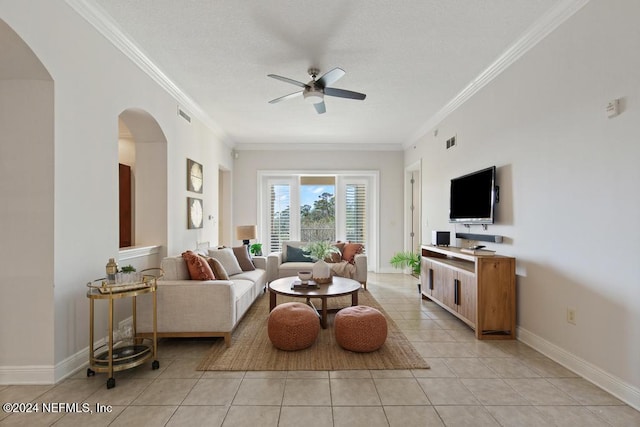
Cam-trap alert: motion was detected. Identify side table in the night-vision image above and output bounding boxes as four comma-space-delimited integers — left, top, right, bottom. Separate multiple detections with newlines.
86, 268, 162, 389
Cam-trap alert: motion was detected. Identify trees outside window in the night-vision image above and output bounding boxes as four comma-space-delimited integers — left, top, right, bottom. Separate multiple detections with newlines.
300, 189, 335, 242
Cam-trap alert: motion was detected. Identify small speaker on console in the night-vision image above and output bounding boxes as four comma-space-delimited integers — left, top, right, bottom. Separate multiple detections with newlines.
431, 231, 450, 246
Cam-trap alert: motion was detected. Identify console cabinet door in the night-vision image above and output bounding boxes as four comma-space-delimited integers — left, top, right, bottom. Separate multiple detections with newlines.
421, 258, 434, 297
456, 270, 477, 325
420, 258, 433, 296
434, 264, 456, 310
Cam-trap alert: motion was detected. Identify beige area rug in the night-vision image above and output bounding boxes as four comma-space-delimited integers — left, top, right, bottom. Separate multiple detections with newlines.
197, 290, 429, 371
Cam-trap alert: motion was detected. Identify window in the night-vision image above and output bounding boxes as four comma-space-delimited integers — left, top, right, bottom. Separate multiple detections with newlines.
260, 171, 378, 269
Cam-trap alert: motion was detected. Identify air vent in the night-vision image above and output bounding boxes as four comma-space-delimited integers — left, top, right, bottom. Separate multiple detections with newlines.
446, 136, 456, 149
177, 107, 191, 123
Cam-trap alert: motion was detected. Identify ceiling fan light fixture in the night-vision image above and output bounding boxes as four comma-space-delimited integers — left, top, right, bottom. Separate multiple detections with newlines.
303, 90, 324, 104
268, 67, 365, 113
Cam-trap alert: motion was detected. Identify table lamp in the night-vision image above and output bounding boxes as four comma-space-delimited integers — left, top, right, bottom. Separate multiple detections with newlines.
236, 225, 257, 246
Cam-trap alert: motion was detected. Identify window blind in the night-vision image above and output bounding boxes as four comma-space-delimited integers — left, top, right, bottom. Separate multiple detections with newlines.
269, 183, 290, 252
345, 183, 367, 250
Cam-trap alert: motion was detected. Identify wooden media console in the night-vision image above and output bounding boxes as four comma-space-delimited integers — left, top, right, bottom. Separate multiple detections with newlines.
420, 245, 516, 340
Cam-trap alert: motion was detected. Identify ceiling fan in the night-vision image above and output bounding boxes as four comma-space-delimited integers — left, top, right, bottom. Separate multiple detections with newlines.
267, 67, 366, 114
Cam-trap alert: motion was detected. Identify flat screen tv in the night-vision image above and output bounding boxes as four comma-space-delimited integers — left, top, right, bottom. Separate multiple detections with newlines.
449, 166, 497, 224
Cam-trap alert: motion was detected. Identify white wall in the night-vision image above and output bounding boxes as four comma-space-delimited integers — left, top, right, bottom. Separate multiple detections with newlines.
407, 0, 640, 406
0, 1, 232, 382
233, 150, 405, 272
0, 80, 55, 369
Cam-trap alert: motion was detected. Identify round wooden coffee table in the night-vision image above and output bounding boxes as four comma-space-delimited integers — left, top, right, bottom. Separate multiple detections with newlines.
268, 276, 361, 328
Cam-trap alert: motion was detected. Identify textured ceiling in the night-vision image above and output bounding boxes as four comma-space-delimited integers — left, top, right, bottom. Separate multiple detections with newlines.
86, 0, 563, 150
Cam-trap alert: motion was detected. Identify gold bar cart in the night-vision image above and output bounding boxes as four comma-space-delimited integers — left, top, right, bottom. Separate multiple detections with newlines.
86, 268, 162, 389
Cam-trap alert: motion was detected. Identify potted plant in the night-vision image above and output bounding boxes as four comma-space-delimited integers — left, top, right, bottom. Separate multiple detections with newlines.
390, 251, 421, 276
390, 251, 422, 293
117, 265, 139, 284
120, 265, 136, 273
304, 241, 341, 283
249, 243, 263, 256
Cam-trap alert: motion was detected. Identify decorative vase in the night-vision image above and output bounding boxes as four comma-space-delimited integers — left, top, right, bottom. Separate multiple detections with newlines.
106, 258, 118, 284
312, 259, 331, 283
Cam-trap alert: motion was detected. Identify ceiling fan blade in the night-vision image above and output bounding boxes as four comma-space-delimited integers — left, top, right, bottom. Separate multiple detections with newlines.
316, 67, 345, 88
314, 101, 326, 114
267, 74, 308, 88
268, 91, 303, 104
324, 87, 366, 100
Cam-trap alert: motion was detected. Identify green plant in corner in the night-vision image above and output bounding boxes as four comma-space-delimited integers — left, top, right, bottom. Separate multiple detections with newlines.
390, 251, 421, 276
303, 241, 341, 261
120, 265, 136, 273
249, 243, 263, 256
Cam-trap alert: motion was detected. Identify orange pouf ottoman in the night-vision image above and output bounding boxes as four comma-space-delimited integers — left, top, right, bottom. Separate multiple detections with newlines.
268, 302, 320, 351
335, 306, 387, 352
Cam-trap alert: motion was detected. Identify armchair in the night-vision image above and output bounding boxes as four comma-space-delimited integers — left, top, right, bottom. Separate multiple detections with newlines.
266, 241, 368, 289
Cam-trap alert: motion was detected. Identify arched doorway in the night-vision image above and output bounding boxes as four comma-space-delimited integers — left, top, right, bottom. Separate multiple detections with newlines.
118, 108, 168, 255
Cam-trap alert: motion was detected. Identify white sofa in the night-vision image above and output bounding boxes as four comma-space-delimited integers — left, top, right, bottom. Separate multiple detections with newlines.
136, 254, 266, 347
266, 241, 368, 289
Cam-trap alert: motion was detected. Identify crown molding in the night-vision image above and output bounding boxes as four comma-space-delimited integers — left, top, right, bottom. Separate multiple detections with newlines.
234, 142, 404, 152
65, 0, 235, 147
403, 0, 591, 149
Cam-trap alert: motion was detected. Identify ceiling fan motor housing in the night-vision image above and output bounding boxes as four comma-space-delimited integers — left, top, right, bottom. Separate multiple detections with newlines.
303, 86, 324, 104
268, 67, 365, 111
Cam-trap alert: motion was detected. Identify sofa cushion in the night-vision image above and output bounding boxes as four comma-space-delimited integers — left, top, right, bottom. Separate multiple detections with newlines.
182, 251, 216, 280
208, 247, 243, 276
232, 246, 255, 271
287, 245, 313, 262
278, 261, 315, 277
231, 268, 266, 286
204, 256, 229, 280
342, 243, 364, 264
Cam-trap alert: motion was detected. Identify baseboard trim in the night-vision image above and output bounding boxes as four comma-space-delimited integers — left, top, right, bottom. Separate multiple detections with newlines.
0, 337, 106, 385
0, 365, 54, 385
517, 326, 640, 411
53, 343, 93, 383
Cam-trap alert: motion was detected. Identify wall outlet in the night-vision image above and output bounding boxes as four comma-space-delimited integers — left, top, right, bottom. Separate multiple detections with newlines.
567, 307, 576, 325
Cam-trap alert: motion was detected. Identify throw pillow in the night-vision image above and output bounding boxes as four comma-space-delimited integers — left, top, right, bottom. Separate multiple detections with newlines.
287, 245, 313, 262
208, 247, 243, 276
342, 243, 364, 264
203, 256, 229, 280
326, 242, 345, 263
182, 251, 216, 280
232, 246, 255, 271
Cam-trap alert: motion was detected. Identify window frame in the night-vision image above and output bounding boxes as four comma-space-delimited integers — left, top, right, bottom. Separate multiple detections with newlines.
258, 170, 378, 270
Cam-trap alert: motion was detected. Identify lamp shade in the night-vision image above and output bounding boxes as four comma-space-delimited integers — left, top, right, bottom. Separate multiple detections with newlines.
236, 225, 257, 241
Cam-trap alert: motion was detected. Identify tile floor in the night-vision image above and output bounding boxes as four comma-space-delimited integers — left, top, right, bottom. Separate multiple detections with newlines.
1, 273, 639, 426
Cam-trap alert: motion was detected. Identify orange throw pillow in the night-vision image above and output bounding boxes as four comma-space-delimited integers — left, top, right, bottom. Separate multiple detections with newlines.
326, 242, 345, 263
341, 243, 364, 264
182, 250, 216, 280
